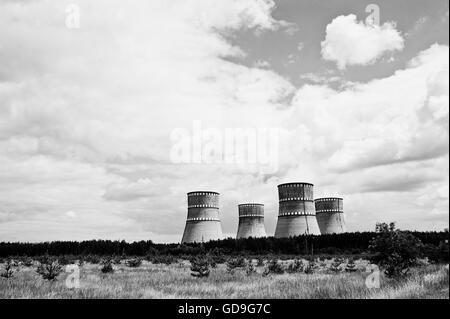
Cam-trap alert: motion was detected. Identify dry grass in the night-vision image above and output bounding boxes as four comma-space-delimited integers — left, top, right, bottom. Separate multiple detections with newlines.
0, 260, 448, 299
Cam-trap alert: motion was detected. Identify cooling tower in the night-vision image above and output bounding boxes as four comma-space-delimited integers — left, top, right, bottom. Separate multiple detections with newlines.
274, 182, 321, 237
181, 191, 223, 243
315, 197, 346, 234
236, 203, 267, 239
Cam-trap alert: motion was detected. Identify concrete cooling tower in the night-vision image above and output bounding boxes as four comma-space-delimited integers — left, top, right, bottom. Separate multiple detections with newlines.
315, 197, 346, 234
274, 182, 321, 237
236, 204, 267, 239
181, 191, 223, 243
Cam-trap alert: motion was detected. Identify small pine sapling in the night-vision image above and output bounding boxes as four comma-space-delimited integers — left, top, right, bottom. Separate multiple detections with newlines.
190, 256, 210, 278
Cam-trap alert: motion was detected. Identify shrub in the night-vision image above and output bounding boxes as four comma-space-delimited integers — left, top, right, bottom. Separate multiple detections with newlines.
100, 257, 114, 274
263, 259, 284, 276
58, 255, 71, 266
21, 257, 34, 267
190, 256, 210, 278
286, 259, 304, 273
426, 241, 449, 264
304, 261, 316, 274
1, 259, 16, 279
36, 256, 63, 281
150, 255, 175, 265
330, 258, 344, 273
78, 257, 85, 267
226, 257, 246, 273
85, 255, 101, 264
245, 260, 256, 276
125, 258, 142, 268
112, 255, 124, 265
345, 258, 358, 272
369, 222, 423, 278
256, 257, 264, 267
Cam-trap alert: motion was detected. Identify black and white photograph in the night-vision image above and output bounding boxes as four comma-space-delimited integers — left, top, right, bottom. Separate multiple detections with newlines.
0, 0, 448, 304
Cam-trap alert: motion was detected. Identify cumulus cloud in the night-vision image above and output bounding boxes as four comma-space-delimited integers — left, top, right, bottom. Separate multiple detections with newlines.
0, 2, 447, 242
285, 44, 449, 231
321, 14, 404, 69
0, 0, 295, 242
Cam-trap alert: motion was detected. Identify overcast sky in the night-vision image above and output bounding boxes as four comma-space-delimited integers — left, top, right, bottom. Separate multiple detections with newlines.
0, 0, 448, 243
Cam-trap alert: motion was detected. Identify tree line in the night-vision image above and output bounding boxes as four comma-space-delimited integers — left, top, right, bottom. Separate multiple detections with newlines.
0, 230, 447, 258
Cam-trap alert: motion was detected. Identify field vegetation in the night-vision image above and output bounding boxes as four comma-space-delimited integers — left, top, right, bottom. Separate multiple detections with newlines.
0, 257, 448, 299
0, 223, 448, 299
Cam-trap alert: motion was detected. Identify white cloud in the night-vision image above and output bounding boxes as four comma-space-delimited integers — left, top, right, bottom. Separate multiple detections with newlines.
0, 1, 447, 242
321, 14, 404, 69
286, 44, 449, 231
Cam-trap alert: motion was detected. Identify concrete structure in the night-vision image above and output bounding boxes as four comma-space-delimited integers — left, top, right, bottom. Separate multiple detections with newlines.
236, 203, 267, 239
315, 197, 346, 234
274, 182, 321, 237
181, 191, 223, 243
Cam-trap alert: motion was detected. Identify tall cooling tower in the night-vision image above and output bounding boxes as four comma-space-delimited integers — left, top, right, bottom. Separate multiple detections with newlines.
236, 203, 267, 239
315, 197, 346, 234
274, 182, 321, 237
181, 191, 223, 243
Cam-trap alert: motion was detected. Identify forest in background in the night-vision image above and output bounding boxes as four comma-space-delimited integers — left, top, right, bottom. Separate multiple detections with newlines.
0, 230, 448, 261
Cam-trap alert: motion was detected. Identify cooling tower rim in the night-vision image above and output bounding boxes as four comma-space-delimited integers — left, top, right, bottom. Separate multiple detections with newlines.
315, 197, 343, 201
238, 203, 264, 207
278, 182, 314, 187
187, 191, 220, 196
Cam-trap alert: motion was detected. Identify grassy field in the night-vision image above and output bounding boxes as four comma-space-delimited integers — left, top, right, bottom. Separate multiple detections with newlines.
0, 259, 448, 299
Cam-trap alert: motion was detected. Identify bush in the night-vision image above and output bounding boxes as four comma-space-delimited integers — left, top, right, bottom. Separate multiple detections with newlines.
36, 256, 63, 281
369, 222, 423, 278
345, 258, 358, 272
58, 255, 71, 266
330, 258, 344, 273
112, 255, 123, 265
21, 257, 34, 267
1, 259, 16, 279
263, 259, 284, 276
78, 257, 85, 267
256, 257, 264, 267
426, 241, 449, 264
85, 255, 101, 264
190, 256, 210, 278
286, 259, 304, 273
304, 261, 316, 274
245, 260, 256, 276
150, 255, 175, 265
226, 257, 246, 273
100, 257, 114, 274
125, 258, 142, 268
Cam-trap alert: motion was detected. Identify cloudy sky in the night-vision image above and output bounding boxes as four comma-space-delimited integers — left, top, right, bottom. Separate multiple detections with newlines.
0, 0, 448, 243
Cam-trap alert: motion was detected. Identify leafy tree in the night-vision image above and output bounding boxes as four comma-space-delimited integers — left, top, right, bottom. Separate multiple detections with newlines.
369, 222, 423, 278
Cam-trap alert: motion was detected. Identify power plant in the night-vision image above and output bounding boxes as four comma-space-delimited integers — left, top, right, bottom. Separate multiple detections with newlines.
181, 191, 223, 243
236, 203, 267, 239
315, 197, 346, 234
274, 182, 321, 237
179, 184, 347, 242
